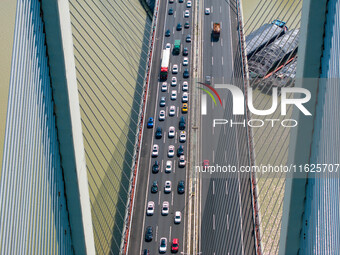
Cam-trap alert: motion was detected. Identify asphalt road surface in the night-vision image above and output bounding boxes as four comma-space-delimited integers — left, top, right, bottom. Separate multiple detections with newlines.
199, 0, 256, 254
128, 0, 194, 253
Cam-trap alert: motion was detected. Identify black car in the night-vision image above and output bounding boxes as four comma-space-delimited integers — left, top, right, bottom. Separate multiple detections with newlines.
178, 181, 185, 194
151, 181, 158, 193
169, 8, 174, 15
143, 249, 149, 255
165, 29, 171, 37
176, 23, 182, 31
183, 47, 188, 56
155, 127, 162, 139
183, 68, 189, 78
145, 226, 153, 242
186, 34, 191, 42
184, 21, 190, 28
177, 145, 184, 157
152, 161, 159, 173
179, 116, 186, 130
179, 0, 183, 2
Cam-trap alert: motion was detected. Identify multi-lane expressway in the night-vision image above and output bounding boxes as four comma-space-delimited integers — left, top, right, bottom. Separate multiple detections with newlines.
128, 0, 256, 254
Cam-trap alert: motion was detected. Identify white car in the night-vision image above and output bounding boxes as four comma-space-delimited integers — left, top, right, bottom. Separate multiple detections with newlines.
147, 201, 155, 216
205, 8, 210, 15
184, 10, 190, 18
166, 43, 171, 49
187, 0, 192, 7
179, 131, 186, 142
161, 82, 167, 92
159, 237, 167, 253
182, 92, 188, 102
171, 77, 177, 86
179, 155, 186, 167
183, 57, 189, 66
164, 181, 172, 193
182, 81, 188, 91
152, 144, 159, 157
171, 90, 177, 100
165, 160, 172, 173
168, 145, 175, 157
162, 201, 169, 215
169, 0, 174, 2
159, 110, 165, 121
168, 126, 175, 138
174, 211, 182, 224
169, 106, 176, 116
172, 64, 178, 74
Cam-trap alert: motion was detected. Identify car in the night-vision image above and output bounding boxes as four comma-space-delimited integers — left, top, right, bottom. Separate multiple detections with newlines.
171, 77, 177, 86
147, 201, 155, 215
165, 29, 171, 37
169, 106, 176, 116
145, 226, 153, 242
183, 57, 189, 66
172, 64, 178, 74
155, 127, 162, 139
182, 81, 188, 91
187, 0, 192, 7
147, 117, 154, 128
184, 10, 190, 18
171, 90, 177, 100
182, 92, 188, 102
183, 47, 189, 56
151, 181, 158, 193
203, 159, 210, 170
166, 43, 171, 49
179, 131, 186, 142
205, 75, 211, 84
186, 34, 191, 42
179, 116, 186, 130
152, 160, 159, 173
168, 126, 175, 138
169, 8, 174, 15
162, 201, 169, 215
184, 21, 190, 29
143, 249, 149, 255
179, 155, 186, 167
182, 103, 188, 113
178, 180, 185, 194
177, 145, 184, 156
159, 237, 167, 253
152, 144, 159, 157
165, 160, 172, 173
169, 0, 174, 2
164, 180, 172, 193
168, 145, 175, 157
171, 238, 179, 252
160, 96, 166, 107
205, 7, 211, 14
159, 110, 166, 121
174, 211, 182, 224
176, 23, 182, 31
161, 82, 167, 92
179, 0, 183, 2
183, 68, 190, 78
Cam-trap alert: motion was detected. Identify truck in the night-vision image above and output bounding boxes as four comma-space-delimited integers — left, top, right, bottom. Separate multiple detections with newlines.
160, 48, 171, 80
212, 23, 220, 39
173, 40, 181, 55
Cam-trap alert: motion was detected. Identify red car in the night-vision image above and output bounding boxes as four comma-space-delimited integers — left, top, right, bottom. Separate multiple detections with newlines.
171, 238, 179, 252
203, 160, 209, 167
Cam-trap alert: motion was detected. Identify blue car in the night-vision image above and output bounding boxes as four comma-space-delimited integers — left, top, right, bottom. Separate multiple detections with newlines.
147, 117, 154, 128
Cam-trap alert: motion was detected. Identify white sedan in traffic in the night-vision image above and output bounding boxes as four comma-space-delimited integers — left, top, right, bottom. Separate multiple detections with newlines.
169, 106, 176, 116
168, 145, 175, 157
168, 126, 175, 137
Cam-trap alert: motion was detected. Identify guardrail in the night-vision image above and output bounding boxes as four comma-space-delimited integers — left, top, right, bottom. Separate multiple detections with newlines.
235, 1, 262, 255
121, 0, 161, 253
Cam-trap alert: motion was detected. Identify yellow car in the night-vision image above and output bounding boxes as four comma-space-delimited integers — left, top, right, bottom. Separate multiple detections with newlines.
182, 103, 188, 113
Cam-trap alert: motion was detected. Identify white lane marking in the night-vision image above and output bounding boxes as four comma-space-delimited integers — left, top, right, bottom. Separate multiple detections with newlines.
173, 26, 175, 34
222, 56, 224, 65
213, 214, 215, 230
166, 106, 168, 116
222, 76, 225, 84
171, 192, 174, 205
161, 159, 164, 173
220, 6, 221, 13
158, 192, 161, 205
225, 151, 227, 162
174, 11, 176, 18
173, 161, 176, 173
164, 132, 166, 143
175, 132, 178, 143
177, 107, 179, 117
221, 38, 223, 46
226, 180, 228, 195
169, 226, 172, 241
213, 150, 215, 163
202, 94, 207, 115
211, 5, 213, 13
212, 56, 214, 66
227, 214, 229, 230
213, 180, 215, 195
223, 98, 225, 108
156, 225, 158, 241
220, 21, 222, 29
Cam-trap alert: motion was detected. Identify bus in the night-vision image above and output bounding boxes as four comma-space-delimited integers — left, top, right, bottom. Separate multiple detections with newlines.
160, 48, 171, 80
